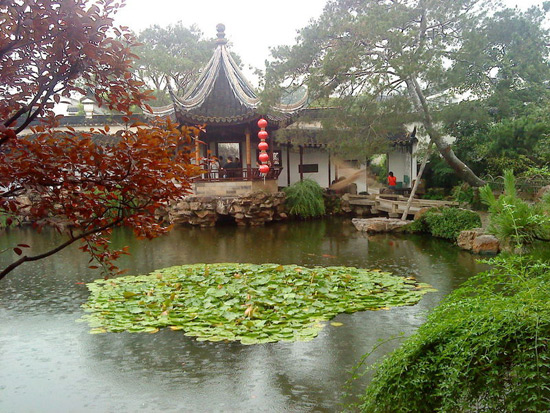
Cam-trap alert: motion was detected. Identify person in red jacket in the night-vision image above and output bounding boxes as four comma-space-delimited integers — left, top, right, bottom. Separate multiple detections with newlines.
387, 171, 397, 187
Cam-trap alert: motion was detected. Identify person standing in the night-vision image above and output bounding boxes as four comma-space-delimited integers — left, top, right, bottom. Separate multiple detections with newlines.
210, 156, 220, 179
223, 156, 237, 178
387, 171, 397, 187
234, 157, 242, 178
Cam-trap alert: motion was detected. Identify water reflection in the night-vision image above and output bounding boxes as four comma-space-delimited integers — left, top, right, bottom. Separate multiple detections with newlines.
1, 219, 487, 412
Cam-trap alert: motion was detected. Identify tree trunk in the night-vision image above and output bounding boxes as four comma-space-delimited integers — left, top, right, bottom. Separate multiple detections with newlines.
425, 124, 486, 187
408, 77, 486, 187
401, 141, 433, 220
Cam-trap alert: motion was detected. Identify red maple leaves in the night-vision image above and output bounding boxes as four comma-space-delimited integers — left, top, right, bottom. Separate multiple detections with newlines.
0, 1, 202, 279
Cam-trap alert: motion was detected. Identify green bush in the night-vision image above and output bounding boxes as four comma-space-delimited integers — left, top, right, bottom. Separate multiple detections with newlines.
452, 183, 475, 205
408, 207, 481, 240
424, 153, 461, 190
522, 165, 550, 180
480, 170, 550, 250
452, 184, 486, 211
422, 187, 446, 200
322, 191, 341, 215
283, 179, 326, 219
359, 255, 550, 412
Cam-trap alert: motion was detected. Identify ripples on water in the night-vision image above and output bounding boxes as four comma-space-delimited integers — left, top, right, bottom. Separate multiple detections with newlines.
1, 219, 490, 412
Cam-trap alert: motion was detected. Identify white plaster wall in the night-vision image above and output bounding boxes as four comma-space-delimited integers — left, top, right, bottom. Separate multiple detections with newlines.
277, 147, 331, 188
388, 145, 417, 188
277, 146, 373, 193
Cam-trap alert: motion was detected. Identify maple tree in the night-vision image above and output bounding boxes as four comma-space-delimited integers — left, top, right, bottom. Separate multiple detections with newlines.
0, 0, 201, 280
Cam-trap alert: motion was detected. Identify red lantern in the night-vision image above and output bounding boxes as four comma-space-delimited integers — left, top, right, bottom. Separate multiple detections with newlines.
258, 118, 268, 129
259, 164, 270, 174
259, 152, 269, 163
258, 130, 268, 140
258, 141, 268, 151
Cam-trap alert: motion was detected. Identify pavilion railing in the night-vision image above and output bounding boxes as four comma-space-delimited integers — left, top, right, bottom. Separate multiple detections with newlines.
194, 167, 283, 182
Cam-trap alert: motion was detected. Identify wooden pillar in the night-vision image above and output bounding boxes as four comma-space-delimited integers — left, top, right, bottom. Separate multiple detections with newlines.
366, 156, 370, 194
299, 145, 304, 182
195, 138, 200, 164
245, 126, 251, 168
286, 141, 291, 186
269, 128, 274, 163
328, 149, 332, 187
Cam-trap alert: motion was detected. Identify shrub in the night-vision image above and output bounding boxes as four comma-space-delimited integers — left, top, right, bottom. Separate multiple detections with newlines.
424, 153, 461, 190
322, 191, 341, 215
422, 187, 446, 200
452, 183, 486, 211
452, 183, 474, 205
359, 255, 550, 412
480, 170, 550, 250
408, 207, 481, 240
283, 179, 326, 219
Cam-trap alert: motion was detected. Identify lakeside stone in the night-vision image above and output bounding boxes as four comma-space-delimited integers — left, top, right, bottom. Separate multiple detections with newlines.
472, 234, 500, 254
457, 228, 500, 254
457, 228, 485, 250
352, 217, 411, 233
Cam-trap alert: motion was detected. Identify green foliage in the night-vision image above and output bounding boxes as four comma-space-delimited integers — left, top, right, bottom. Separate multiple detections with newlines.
452, 183, 475, 205
322, 191, 341, 215
408, 208, 481, 240
367, 158, 388, 185
266, 0, 550, 186
359, 255, 550, 412
283, 179, 326, 219
422, 188, 446, 200
480, 170, 550, 249
522, 165, 550, 180
451, 109, 550, 178
134, 23, 214, 104
79, 263, 434, 344
0, 213, 16, 229
424, 154, 461, 191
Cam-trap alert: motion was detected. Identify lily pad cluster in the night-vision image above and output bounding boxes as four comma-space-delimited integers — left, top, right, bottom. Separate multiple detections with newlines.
79, 263, 435, 344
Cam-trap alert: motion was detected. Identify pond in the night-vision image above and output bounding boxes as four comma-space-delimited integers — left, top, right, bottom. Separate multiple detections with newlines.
1, 218, 486, 412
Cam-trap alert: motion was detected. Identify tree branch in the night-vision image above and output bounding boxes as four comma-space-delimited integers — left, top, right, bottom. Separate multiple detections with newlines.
0, 217, 124, 281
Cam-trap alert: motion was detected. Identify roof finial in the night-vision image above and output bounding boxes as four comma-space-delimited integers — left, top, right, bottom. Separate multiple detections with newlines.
216, 23, 227, 45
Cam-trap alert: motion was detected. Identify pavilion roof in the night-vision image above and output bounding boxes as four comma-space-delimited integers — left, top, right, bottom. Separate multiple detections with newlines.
146, 24, 307, 126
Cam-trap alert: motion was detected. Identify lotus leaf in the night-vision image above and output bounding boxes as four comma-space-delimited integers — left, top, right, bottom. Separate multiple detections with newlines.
79, 263, 434, 344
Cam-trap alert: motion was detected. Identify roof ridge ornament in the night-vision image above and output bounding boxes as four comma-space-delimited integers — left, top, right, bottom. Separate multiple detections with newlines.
216, 23, 227, 45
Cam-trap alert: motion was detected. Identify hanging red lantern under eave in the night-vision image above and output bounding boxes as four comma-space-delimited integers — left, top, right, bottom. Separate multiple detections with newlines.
257, 118, 269, 175
258, 130, 268, 140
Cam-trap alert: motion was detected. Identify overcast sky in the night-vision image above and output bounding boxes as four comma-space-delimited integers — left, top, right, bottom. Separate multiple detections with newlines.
114, 0, 546, 86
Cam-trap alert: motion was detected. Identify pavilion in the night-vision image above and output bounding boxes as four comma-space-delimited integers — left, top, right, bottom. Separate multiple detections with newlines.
146, 24, 418, 196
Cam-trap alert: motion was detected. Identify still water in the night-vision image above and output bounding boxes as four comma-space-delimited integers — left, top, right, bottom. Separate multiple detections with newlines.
1, 219, 485, 412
